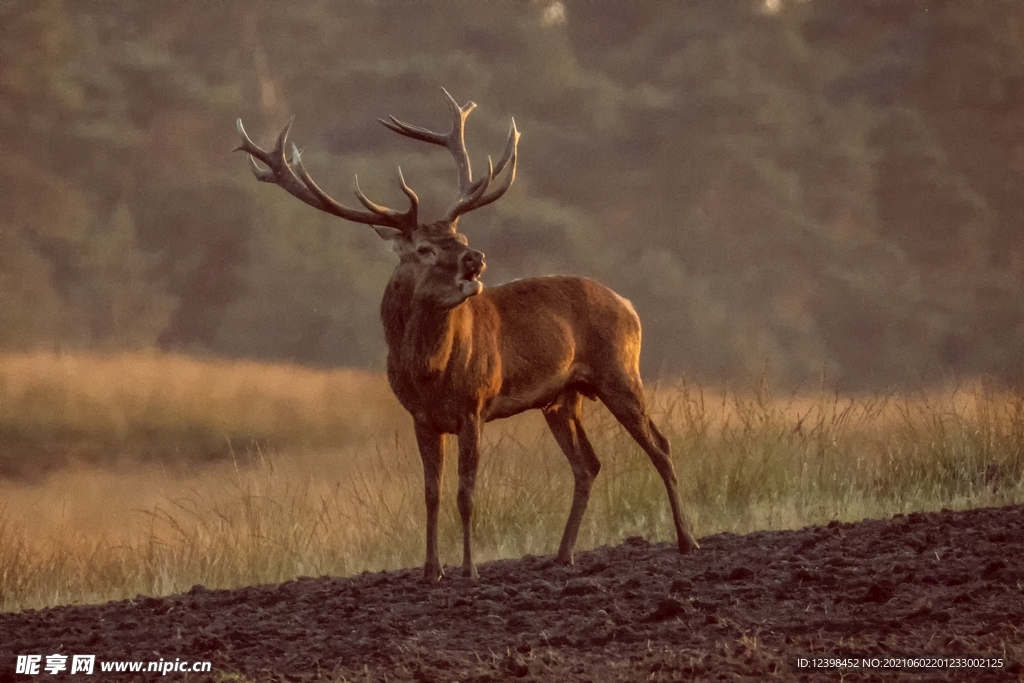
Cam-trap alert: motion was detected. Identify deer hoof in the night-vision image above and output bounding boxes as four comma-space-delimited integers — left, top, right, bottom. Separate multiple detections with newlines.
422, 564, 444, 583
678, 539, 700, 554
462, 563, 479, 580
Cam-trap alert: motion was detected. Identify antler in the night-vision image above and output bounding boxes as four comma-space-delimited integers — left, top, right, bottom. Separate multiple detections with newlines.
235, 118, 418, 232
379, 88, 520, 226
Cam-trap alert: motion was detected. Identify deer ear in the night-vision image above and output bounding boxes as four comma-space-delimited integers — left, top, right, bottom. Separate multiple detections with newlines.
373, 226, 405, 242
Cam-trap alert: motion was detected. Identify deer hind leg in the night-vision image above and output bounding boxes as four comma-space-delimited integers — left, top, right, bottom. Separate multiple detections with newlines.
543, 390, 602, 565
414, 421, 446, 582
457, 416, 482, 579
598, 378, 700, 554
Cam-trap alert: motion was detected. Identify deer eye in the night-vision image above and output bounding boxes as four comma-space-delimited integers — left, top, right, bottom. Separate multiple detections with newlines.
416, 245, 434, 256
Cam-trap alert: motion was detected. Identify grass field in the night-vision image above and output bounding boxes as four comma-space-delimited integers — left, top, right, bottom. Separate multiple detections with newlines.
0, 351, 1022, 613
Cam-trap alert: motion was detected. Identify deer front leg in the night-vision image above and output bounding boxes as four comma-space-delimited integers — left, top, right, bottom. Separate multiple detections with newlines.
414, 421, 445, 583
457, 415, 482, 579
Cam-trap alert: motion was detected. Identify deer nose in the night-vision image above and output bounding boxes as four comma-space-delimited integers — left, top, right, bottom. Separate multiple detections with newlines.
463, 249, 485, 274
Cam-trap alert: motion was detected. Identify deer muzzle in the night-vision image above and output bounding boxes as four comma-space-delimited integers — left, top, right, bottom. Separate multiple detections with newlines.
458, 249, 486, 297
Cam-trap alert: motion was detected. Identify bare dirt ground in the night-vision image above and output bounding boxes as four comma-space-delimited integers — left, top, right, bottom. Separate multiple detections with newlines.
2, 505, 1023, 682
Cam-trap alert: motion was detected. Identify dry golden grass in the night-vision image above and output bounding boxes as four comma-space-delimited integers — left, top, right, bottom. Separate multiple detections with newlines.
0, 351, 406, 475
0, 351, 1022, 612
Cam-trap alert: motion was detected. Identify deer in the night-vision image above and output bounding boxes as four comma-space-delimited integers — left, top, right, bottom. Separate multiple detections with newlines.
236, 89, 699, 582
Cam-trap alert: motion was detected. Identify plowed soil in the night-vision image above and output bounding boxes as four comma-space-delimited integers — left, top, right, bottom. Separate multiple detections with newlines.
2, 505, 1023, 682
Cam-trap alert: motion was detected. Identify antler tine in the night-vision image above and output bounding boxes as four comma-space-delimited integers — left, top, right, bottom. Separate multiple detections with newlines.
440, 87, 477, 198
289, 147, 417, 228
378, 88, 485, 215
272, 117, 294, 160
235, 117, 268, 156
441, 87, 477, 117
235, 118, 417, 231
236, 118, 324, 208
378, 116, 447, 147
353, 171, 419, 226
491, 117, 519, 179
236, 118, 280, 182
444, 117, 520, 223
397, 167, 420, 208
246, 154, 275, 183
446, 158, 493, 221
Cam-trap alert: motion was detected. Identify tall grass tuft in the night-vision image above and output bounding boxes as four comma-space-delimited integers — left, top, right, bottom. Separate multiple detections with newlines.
0, 351, 404, 476
0, 352, 1022, 612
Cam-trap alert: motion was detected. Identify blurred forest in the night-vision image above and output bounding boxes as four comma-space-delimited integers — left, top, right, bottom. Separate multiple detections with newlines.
2, 0, 1023, 390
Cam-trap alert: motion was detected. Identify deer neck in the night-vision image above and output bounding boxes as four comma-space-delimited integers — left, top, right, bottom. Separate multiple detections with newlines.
381, 273, 414, 357
381, 270, 466, 385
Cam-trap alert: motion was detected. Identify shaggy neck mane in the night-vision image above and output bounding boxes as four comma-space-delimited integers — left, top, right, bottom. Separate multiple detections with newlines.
381, 266, 462, 382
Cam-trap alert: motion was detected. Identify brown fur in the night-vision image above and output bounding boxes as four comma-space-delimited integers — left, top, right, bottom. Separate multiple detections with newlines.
237, 94, 697, 583
383, 238, 700, 581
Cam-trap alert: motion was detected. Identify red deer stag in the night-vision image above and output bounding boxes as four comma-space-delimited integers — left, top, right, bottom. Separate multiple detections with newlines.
236, 90, 699, 582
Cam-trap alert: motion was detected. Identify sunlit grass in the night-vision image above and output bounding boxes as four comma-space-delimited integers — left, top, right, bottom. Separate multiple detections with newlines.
0, 351, 404, 475
0, 351, 1022, 612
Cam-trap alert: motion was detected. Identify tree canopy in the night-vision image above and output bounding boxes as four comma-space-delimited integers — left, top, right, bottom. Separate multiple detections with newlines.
2, 0, 1023, 390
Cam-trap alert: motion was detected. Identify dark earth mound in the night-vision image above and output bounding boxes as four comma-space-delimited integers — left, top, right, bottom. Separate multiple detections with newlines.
2, 505, 1023, 682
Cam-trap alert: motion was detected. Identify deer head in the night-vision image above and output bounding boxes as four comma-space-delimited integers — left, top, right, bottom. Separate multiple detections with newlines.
235, 89, 513, 314
401, 232, 487, 310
